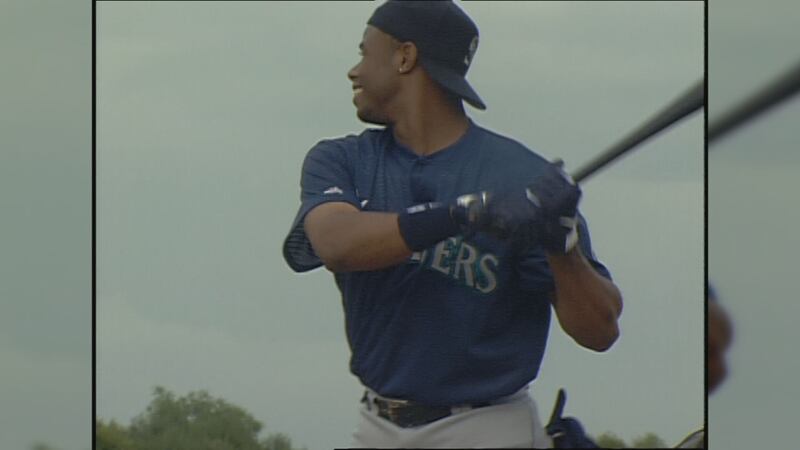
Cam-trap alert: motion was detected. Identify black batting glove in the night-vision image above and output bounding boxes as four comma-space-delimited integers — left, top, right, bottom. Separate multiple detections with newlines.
525, 160, 581, 253
449, 191, 493, 234
450, 187, 541, 246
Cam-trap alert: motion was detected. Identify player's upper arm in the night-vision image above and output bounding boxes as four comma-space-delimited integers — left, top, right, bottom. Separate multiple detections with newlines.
283, 138, 360, 272
304, 201, 360, 265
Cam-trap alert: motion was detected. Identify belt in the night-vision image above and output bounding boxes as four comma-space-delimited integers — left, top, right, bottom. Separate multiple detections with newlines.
361, 391, 492, 428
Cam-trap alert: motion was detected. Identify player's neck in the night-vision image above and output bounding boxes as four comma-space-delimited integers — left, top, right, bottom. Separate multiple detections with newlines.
391, 99, 470, 157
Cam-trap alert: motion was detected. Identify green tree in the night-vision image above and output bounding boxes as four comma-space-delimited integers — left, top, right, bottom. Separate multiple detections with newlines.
95, 386, 305, 450
261, 433, 299, 450
631, 432, 667, 448
594, 431, 627, 448
128, 386, 264, 450
29, 444, 58, 450
96, 419, 136, 450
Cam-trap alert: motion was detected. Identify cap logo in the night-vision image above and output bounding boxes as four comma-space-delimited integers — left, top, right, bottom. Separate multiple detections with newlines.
464, 35, 479, 68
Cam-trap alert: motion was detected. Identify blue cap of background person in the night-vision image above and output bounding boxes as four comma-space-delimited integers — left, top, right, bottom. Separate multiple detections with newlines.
368, 0, 486, 110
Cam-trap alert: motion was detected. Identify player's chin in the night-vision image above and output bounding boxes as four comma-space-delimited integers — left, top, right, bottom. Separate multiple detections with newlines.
355, 106, 388, 126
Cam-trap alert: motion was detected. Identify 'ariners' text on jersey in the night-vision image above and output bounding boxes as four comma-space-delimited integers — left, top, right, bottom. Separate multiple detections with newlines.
410, 237, 498, 294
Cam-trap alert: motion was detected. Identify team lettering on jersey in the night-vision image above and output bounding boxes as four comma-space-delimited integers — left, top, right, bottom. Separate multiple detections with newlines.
410, 237, 499, 294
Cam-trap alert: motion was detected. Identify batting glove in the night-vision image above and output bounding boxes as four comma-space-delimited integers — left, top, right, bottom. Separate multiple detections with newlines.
525, 160, 581, 253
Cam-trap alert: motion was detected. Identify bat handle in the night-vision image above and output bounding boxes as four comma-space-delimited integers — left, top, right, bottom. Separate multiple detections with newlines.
548, 388, 567, 425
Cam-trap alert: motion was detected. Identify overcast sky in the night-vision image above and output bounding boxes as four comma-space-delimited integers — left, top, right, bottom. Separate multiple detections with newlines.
0, 1, 90, 449
94, 2, 703, 449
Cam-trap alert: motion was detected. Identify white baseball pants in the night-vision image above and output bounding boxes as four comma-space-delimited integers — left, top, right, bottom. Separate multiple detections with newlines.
351, 387, 553, 448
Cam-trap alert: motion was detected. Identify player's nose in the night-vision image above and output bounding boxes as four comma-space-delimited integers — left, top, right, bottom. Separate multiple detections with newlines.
347, 65, 359, 83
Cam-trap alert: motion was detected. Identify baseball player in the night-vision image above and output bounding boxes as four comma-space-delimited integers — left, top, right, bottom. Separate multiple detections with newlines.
283, 1, 623, 447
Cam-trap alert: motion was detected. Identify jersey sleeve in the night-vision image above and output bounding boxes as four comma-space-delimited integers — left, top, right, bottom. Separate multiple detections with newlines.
518, 212, 612, 294
283, 139, 361, 272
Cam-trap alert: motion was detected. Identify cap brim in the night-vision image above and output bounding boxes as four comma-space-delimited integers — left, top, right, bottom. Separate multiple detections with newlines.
420, 57, 486, 110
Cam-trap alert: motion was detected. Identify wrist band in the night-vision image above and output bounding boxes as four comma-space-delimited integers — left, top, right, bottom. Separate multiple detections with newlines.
397, 203, 460, 251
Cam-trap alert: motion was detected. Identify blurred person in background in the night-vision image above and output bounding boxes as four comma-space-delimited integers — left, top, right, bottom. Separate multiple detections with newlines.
675, 285, 733, 448
707, 286, 733, 395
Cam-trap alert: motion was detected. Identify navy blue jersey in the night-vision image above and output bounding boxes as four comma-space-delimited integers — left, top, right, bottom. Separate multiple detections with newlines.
283, 120, 611, 406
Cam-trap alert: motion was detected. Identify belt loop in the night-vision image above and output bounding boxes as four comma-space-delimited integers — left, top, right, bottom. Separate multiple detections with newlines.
360, 390, 371, 411
450, 405, 471, 415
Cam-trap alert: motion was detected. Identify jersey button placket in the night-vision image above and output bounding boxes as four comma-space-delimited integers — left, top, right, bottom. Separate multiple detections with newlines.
409, 158, 434, 204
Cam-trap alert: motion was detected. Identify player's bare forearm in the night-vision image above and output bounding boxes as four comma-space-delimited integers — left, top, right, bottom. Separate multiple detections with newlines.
547, 247, 623, 352
304, 202, 412, 272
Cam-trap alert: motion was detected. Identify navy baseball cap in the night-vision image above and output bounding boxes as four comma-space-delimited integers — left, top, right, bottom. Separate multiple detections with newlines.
368, 0, 486, 110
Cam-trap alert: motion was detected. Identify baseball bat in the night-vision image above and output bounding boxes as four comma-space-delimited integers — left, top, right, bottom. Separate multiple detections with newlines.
571, 80, 705, 183
547, 388, 567, 426
709, 59, 800, 144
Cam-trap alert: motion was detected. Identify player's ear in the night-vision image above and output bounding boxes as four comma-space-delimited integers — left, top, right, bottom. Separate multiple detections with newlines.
395, 41, 419, 73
